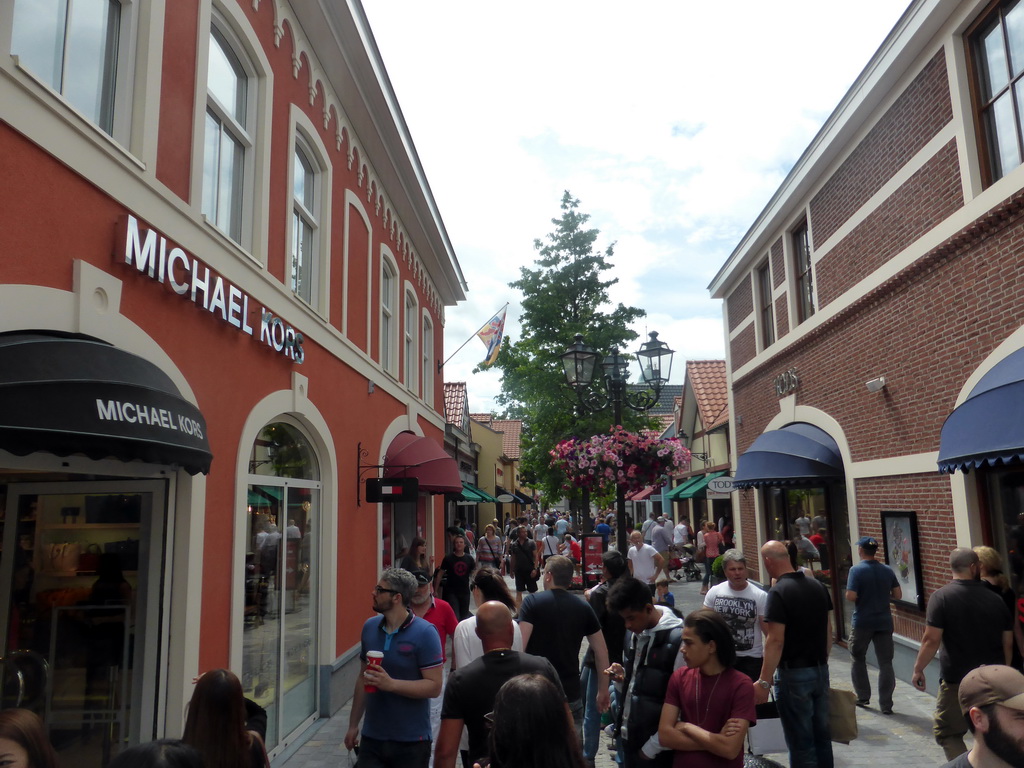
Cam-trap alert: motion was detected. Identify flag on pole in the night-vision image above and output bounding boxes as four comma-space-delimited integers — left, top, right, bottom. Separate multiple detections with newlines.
477, 308, 506, 366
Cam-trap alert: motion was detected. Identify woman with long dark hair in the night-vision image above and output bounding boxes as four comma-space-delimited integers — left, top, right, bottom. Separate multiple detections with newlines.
0, 709, 59, 768
657, 609, 755, 768
484, 674, 588, 768
452, 567, 521, 666
399, 536, 432, 573
182, 669, 269, 768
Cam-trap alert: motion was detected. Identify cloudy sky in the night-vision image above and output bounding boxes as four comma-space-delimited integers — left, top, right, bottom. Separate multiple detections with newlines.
361, 1, 910, 413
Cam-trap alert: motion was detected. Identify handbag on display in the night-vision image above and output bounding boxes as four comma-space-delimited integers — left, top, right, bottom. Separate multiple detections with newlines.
47, 542, 82, 573
747, 696, 788, 756
78, 543, 102, 572
828, 688, 858, 744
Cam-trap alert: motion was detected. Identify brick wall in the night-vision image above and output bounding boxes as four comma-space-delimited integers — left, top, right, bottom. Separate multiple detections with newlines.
816, 140, 963, 307
727, 275, 753, 331
730, 324, 757, 370
809, 50, 952, 246
733, 194, 1024, 465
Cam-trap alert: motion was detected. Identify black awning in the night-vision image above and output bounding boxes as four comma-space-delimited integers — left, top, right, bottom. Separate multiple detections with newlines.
0, 332, 212, 474
733, 423, 843, 489
938, 348, 1024, 473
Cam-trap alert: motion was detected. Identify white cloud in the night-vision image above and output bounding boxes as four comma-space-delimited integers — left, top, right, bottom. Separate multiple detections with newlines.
363, 0, 909, 412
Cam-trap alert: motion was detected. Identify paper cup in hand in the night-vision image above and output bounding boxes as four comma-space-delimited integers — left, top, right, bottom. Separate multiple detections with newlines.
365, 651, 384, 692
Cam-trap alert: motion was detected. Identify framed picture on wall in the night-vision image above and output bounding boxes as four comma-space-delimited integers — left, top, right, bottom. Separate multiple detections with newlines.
881, 510, 924, 610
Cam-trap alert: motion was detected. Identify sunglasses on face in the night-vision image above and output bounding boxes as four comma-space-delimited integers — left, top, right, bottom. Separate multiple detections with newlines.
374, 585, 399, 595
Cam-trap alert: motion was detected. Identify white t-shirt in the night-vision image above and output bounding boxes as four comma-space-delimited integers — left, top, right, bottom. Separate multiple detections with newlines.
794, 516, 811, 536
673, 523, 690, 545
541, 534, 561, 558
628, 543, 660, 584
703, 581, 768, 658
452, 614, 523, 668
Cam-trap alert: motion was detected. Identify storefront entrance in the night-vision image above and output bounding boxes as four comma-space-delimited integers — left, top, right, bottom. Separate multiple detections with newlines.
0, 478, 167, 767
762, 484, 853, 640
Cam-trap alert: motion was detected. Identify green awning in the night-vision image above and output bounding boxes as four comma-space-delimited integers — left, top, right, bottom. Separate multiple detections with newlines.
460, 482, 499, 503
674, 471, 727, 500
664, 476, 702, 500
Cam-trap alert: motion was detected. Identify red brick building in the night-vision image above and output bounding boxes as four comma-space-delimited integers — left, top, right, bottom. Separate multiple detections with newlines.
711, 0, 1024, 675
0, 1, 464, 763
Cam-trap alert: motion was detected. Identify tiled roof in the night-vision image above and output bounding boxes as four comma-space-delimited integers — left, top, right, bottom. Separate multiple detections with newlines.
470, 414, 522, 459
687, 360, 728, 432
444, 382, 468, 428
627, 383, 683, 417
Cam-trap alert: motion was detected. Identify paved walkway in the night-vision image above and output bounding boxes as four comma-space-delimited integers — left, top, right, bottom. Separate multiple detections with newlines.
279, 576, 955, 768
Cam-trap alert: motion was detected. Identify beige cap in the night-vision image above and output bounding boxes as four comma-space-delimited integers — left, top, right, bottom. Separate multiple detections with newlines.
959, 665, 1024, 713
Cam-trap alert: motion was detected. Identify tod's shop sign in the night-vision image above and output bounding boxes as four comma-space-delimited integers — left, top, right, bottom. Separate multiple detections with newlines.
115, 215, 305, 363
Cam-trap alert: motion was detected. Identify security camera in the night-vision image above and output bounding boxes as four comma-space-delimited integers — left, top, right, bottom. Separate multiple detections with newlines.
865, 377, 886, 394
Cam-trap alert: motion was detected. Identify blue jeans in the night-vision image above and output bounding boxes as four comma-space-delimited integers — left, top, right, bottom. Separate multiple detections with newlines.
581, 664, 601, 760
775, 664, 833, 768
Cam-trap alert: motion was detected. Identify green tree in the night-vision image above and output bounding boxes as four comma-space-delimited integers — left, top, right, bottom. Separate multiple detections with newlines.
487, 191, 654, 502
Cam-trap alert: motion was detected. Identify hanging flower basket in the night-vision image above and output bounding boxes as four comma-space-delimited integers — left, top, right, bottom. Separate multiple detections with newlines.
550, 426, 691, 495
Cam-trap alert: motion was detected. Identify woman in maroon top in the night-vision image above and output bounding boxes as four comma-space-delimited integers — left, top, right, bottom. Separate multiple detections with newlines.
658, 609, 756, 768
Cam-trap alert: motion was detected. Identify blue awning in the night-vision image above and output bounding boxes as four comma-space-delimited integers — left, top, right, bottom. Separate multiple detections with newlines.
733, 423, 843, 488
938, 348, 1024, 473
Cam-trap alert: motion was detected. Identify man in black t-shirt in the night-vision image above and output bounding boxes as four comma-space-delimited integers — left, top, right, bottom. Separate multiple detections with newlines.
434, 601, 565, 768
519, 555, 610, 741
755, 540, 834, 768
507, 525, 539, 608
912, 547, 1012, 762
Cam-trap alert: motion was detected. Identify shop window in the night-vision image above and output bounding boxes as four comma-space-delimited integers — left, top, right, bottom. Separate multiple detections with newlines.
202, 23, 253, 245
757, 259, 774, 348
11, 0, 133, 138
792, 222, 815, 323
422, 313, 434, 405
983, 468, 1024, 662
244, 421, 320, 751
380, 254, 398, 376
968, 0, 1024, 185
291, 141, 319, 307
404, 289, 418, 393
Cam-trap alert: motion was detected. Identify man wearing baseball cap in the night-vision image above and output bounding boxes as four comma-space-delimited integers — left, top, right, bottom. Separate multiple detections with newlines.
941, 665, 1024, 767
845, 535, 901, 714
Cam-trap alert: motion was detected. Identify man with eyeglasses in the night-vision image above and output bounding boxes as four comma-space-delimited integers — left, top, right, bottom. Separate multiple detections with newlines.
345, 568, 444, 767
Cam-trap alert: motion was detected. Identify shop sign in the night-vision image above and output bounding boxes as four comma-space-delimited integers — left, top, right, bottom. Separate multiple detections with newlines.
706, 476, 736, 498
773, 367, 799, 397
115, 215, 305, 363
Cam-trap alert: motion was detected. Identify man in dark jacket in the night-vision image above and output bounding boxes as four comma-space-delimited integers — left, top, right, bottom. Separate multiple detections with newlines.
607, 577, 684, 767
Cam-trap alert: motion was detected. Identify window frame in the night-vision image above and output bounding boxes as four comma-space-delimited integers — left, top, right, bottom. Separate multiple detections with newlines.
757, 258, 775, 348
403, 287, 418, 394
202, 22, 254, 246
966, 0, 1024, 187
791, 221, 815, 324
422, 312, 434, 407
9, 0, 138, 144
379, 251, 398, 378
285, 117, 331, 314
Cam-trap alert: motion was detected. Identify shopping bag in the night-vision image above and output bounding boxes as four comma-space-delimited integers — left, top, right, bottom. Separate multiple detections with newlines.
828, 688, 858, 744
747, 698, 788, 755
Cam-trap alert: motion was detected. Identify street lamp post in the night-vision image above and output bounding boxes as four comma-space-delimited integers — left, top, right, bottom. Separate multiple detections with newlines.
560, 331, 675, 553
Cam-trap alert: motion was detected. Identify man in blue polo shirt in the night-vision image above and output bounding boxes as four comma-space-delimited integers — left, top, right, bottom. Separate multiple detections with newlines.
345, 567, 444, 767
845, 535, 901, 715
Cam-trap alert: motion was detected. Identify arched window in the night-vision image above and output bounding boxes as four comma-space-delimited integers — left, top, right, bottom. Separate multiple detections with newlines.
244, 421, 320, 750
291, 141, 319, 305
380, 255, 398, 376
202, 23, 253, 244
404, 289, 418, 393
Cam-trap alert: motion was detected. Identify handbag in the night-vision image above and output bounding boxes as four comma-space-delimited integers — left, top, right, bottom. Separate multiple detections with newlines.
78, 543, 102, 572
47, 542, 82, 573
747, 696, 788, 755
695, 547, 707, 563
828, 687, 858, 744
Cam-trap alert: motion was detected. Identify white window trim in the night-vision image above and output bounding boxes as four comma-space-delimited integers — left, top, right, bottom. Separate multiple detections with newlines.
343, 189, 371, 343
2, 0, 152, 159
403, 284, 418, 394
380, 248, 399, 379
285, 107, 332, 317
191, 2, 272, 263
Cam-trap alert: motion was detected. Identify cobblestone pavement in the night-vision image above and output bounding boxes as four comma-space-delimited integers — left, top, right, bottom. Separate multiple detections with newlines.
280, 576, 954, 768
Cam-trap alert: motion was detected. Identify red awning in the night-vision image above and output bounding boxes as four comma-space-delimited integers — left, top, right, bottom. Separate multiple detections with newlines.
382, 432, 461, 493
628, 486, 656, 501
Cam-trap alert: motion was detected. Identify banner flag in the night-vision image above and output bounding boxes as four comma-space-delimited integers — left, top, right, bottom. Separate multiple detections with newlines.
476, 308, 506, 366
